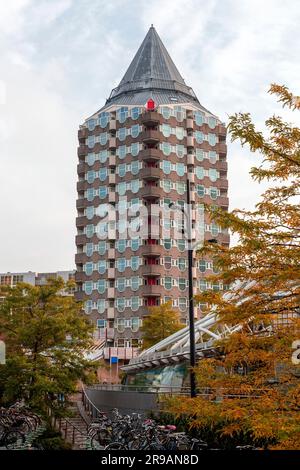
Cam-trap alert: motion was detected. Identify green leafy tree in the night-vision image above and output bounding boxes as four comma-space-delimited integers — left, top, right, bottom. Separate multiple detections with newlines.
0, 278, 98, 413
166, 85, 300, 449
141, 302, 184, 350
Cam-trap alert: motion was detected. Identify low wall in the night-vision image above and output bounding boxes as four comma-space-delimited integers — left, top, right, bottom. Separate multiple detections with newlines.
84, 386, 160, 416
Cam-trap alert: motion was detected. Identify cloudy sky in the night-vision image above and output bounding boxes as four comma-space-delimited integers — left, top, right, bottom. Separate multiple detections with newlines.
0, 0, 299, 272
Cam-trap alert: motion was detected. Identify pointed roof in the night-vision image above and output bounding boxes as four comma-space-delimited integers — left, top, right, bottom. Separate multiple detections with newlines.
119, 25, 185, 85
102, 26, 204, 110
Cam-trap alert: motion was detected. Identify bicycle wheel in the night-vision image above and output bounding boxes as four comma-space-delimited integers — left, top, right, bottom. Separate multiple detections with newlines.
5, 430, 25, 449
105, 442, 127, 450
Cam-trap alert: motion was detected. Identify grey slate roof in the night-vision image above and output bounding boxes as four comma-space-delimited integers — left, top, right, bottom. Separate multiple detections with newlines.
99, 26, 208, 112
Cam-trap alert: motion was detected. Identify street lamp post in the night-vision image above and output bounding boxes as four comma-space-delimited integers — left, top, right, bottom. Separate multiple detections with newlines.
186, 176, 197, 398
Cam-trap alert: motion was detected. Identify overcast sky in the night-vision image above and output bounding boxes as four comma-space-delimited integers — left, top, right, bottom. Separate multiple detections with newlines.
0, 0, 299, 272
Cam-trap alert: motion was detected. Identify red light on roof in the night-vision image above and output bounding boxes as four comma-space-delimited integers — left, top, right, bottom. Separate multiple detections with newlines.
146, 98, 155, 110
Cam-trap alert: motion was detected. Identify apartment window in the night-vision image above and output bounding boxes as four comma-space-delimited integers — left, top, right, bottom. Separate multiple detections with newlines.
162, 160, 171, 175
208, 117, 217, 129
195, 131, 203, 144
199, 279, 207, 291
131, 142, 139, 157
131, 296, 139, 312
131, 239, 140, 252
164, 277, 172, 290
84, 262, 93, 276
131, 179, 140, 194
87, 119, 96, 131
176, 144, 185, 158
99, 187, 108, 199
162, 123, 171, 137
194, 111, 204, 126
86, 243, 93, 257
84, 281, 93, 295
84, 300, 93, 314
97, 280, 106, 294
86, 206, 94, 220
99, 133, 108, 146
131, 276, 140, 291
131, 256, 139, 271
131, 124, 140, 138
162, 142, 171, 156
98, 260, 106, 275
163, 239, 172, 250
197, 185, 205, 197
97, 299, 106, 314
118, 128, 126, 141
116, 299, 126, 314
208, 133, 217, 146
176, 163, 185, 177
99, 112, 109, 128
131, 161, 139, 176
116, 258, 126, 273
87, 135, 95, 148
98, 241, 106, 255
195, 167, 204, 180
97, 319, 107, 328
175, 127, 184, 140
199, 260, 206, 273
178, 258, 187, 271
116, 239, 126, 253
131, 318, 140, 333
87, 188, 94, 202
161, 107, 171, 119
117, 107, 128, 123
209, 169, 218, 182
99, 150, 108, 163
99, 168, 107, 182
178, 278, 187, 291
118, 145, 126, 159
87, 153, 95, 166
196, 149, 204, 162
164, 257, 172, 270
131, 107, 141, 120
210, 187, 218, 200
118, 182, 126, 196
179, 297, 187, 312
116, 278, 126, 292
177, 239, 186, 252
209, 151, 217, 163
86, 225, 94, 238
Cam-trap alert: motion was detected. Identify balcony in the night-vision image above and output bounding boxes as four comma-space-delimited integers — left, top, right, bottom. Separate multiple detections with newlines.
141, 264, 163, 277
218, 142, 227, 156
141, 111, 161, 126
140, 167, 161, 180
76, 216, 86, 228
108, 155, 116, 167
216, 160, 228, 171
109, 120, 116, 131
186, 118, 194, 130
78, 145, 88, 157
77, 162, 86, 175
108, 248, 115, 258
103, 347, 138, 360
108, 192, 116, 203
108, 173, 116, 185
77, 180, 86, 192
141, 129, 160, 144
109, 137, 116, 149
140, 148, 161, 162
75, 253, 85, 264
217, 124, 227, 138
76, 198, 89, 210
187, 154, 195, 165
141, 285, 162, 297
188, 172, 195, 184
217, 179, 228, 190
140, 185, 163, 200
75, 234, 86, 245
75, 271, 85, 282
140, 244, 164, 257
78, 127, 88, 142
107, 308, 115, 319
107, 288, 115, 298
107, 268, 115, 279
186, 136, 194, 147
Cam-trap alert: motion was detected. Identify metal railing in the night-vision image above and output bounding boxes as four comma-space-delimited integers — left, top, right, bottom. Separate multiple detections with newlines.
47, 406, 88, 447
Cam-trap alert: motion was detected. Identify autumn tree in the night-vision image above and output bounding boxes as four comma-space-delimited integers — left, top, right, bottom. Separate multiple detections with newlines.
0, 278, 98, 413
141, 302, 184, 350
166, 85, 300, 449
